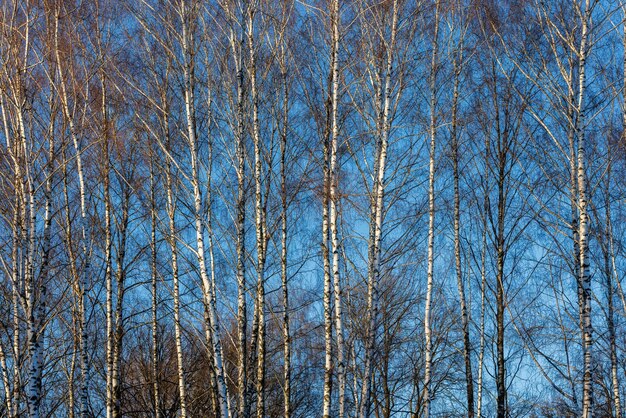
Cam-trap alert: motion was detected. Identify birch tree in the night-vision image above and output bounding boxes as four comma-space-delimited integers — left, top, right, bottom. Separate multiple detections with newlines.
321, 1, 342, 416
449, 6, 473, 415
52, 6, 92, 415
423, 2, 440, 415
358, 1, 400, 416
179, 1, 230, 416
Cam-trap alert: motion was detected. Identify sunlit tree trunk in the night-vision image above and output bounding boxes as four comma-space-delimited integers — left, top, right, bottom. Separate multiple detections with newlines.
575, 2, 592, 415
451, 39, 473, 418
0, 51, 25, 418
322, 1, 341, 416
112, 188, 130, 418
489, 61, 507, 418
278, 23, 292, 418
423, 2, 440, 416
103, 75, 114, 418
149, 156, 160, 418
61, 151, 79, 418
164, 104, 188, 418
246, 5, 269, 416
180, 2, 229, 416
54, 10, 90, 416
0, 92, 16, 418
476, 109, 490, 418
328, 0, 345, 415
359, 1, 398, 416
227, 5, 249, 414
599, 164, 621, 418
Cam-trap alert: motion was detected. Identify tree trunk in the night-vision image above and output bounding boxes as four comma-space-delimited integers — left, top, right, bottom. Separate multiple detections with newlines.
360, 2, 398, 416
451, 43, 474, 418
328, 0, 345, 415
180, 2, 229, 416
575, 2, 592, 416
279, 37, 292, 418
492, 62, 507, 418
228, 8, 249, 415
423, 3, 440, 416
54, 11, 90, 416
149, 158, 160, 418
165, 129, 188, 418
322, 1, 341, 416
246, 7, 268, 416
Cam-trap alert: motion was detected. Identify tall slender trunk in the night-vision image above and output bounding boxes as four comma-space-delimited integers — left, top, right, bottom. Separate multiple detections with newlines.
229, 8, 249, 415
423, 3, 440, 416
0, 93, 17, 418
491, 61, 507, 418
495, 169, 506, 418
451, 44, 474, 418
600, 166, 620, 418
24, 120, 39, 418
476, 119, 490, 418
54, 12, 90, 416
205, 87, 222, 417
321, 59, 334, 418
328, 0, 345, 415
575, 2, 592, 416
164, 123, 188, 418
11, 207, 21, 418
102, 74, 114, 418
279, 41, 291, 418
246, 6, 268, 416
149, 159, 160, 418
2, 23, 31, 415
567, 82, 582, 413
322, 1, 341, 416
112, 191, 130, 418
62, 152, 79, 418
360, 2, 398, 417
180, 2, 229, 416
476, 203, 487, 418
26, 91, 55, 418
4, 65, 27, 418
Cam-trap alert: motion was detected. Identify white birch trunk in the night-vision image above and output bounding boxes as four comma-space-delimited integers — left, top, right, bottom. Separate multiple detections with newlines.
149, 158, 160, 418
476, 125, 489, 418
321, 74, 334, 418
328, 0, 345, 415
61, 154, 79, 418
279, 37, 292, 418
165, 137, 188, 418
602, 168, 621, 418
322, 2, 341, 416
246, 7, 268, 416
180, 3, 230, 416
112, 192, 130, 418
53, 12, 90, 416
451, 44, 474, 418
0, 341, 12, 418
360, 2, 398, 416
228, 13, 249, 416
24, 121, 40, 418
102, 76, 114, 418
423, 3, 440, 416
206, 89, 223, 417
476, 217, 486, 418
1, 93, 19, 418
26, 94, 54, 418
575, 2, 592, 416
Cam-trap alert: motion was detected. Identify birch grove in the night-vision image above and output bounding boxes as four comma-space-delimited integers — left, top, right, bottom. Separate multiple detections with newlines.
2, 0, 626, 417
